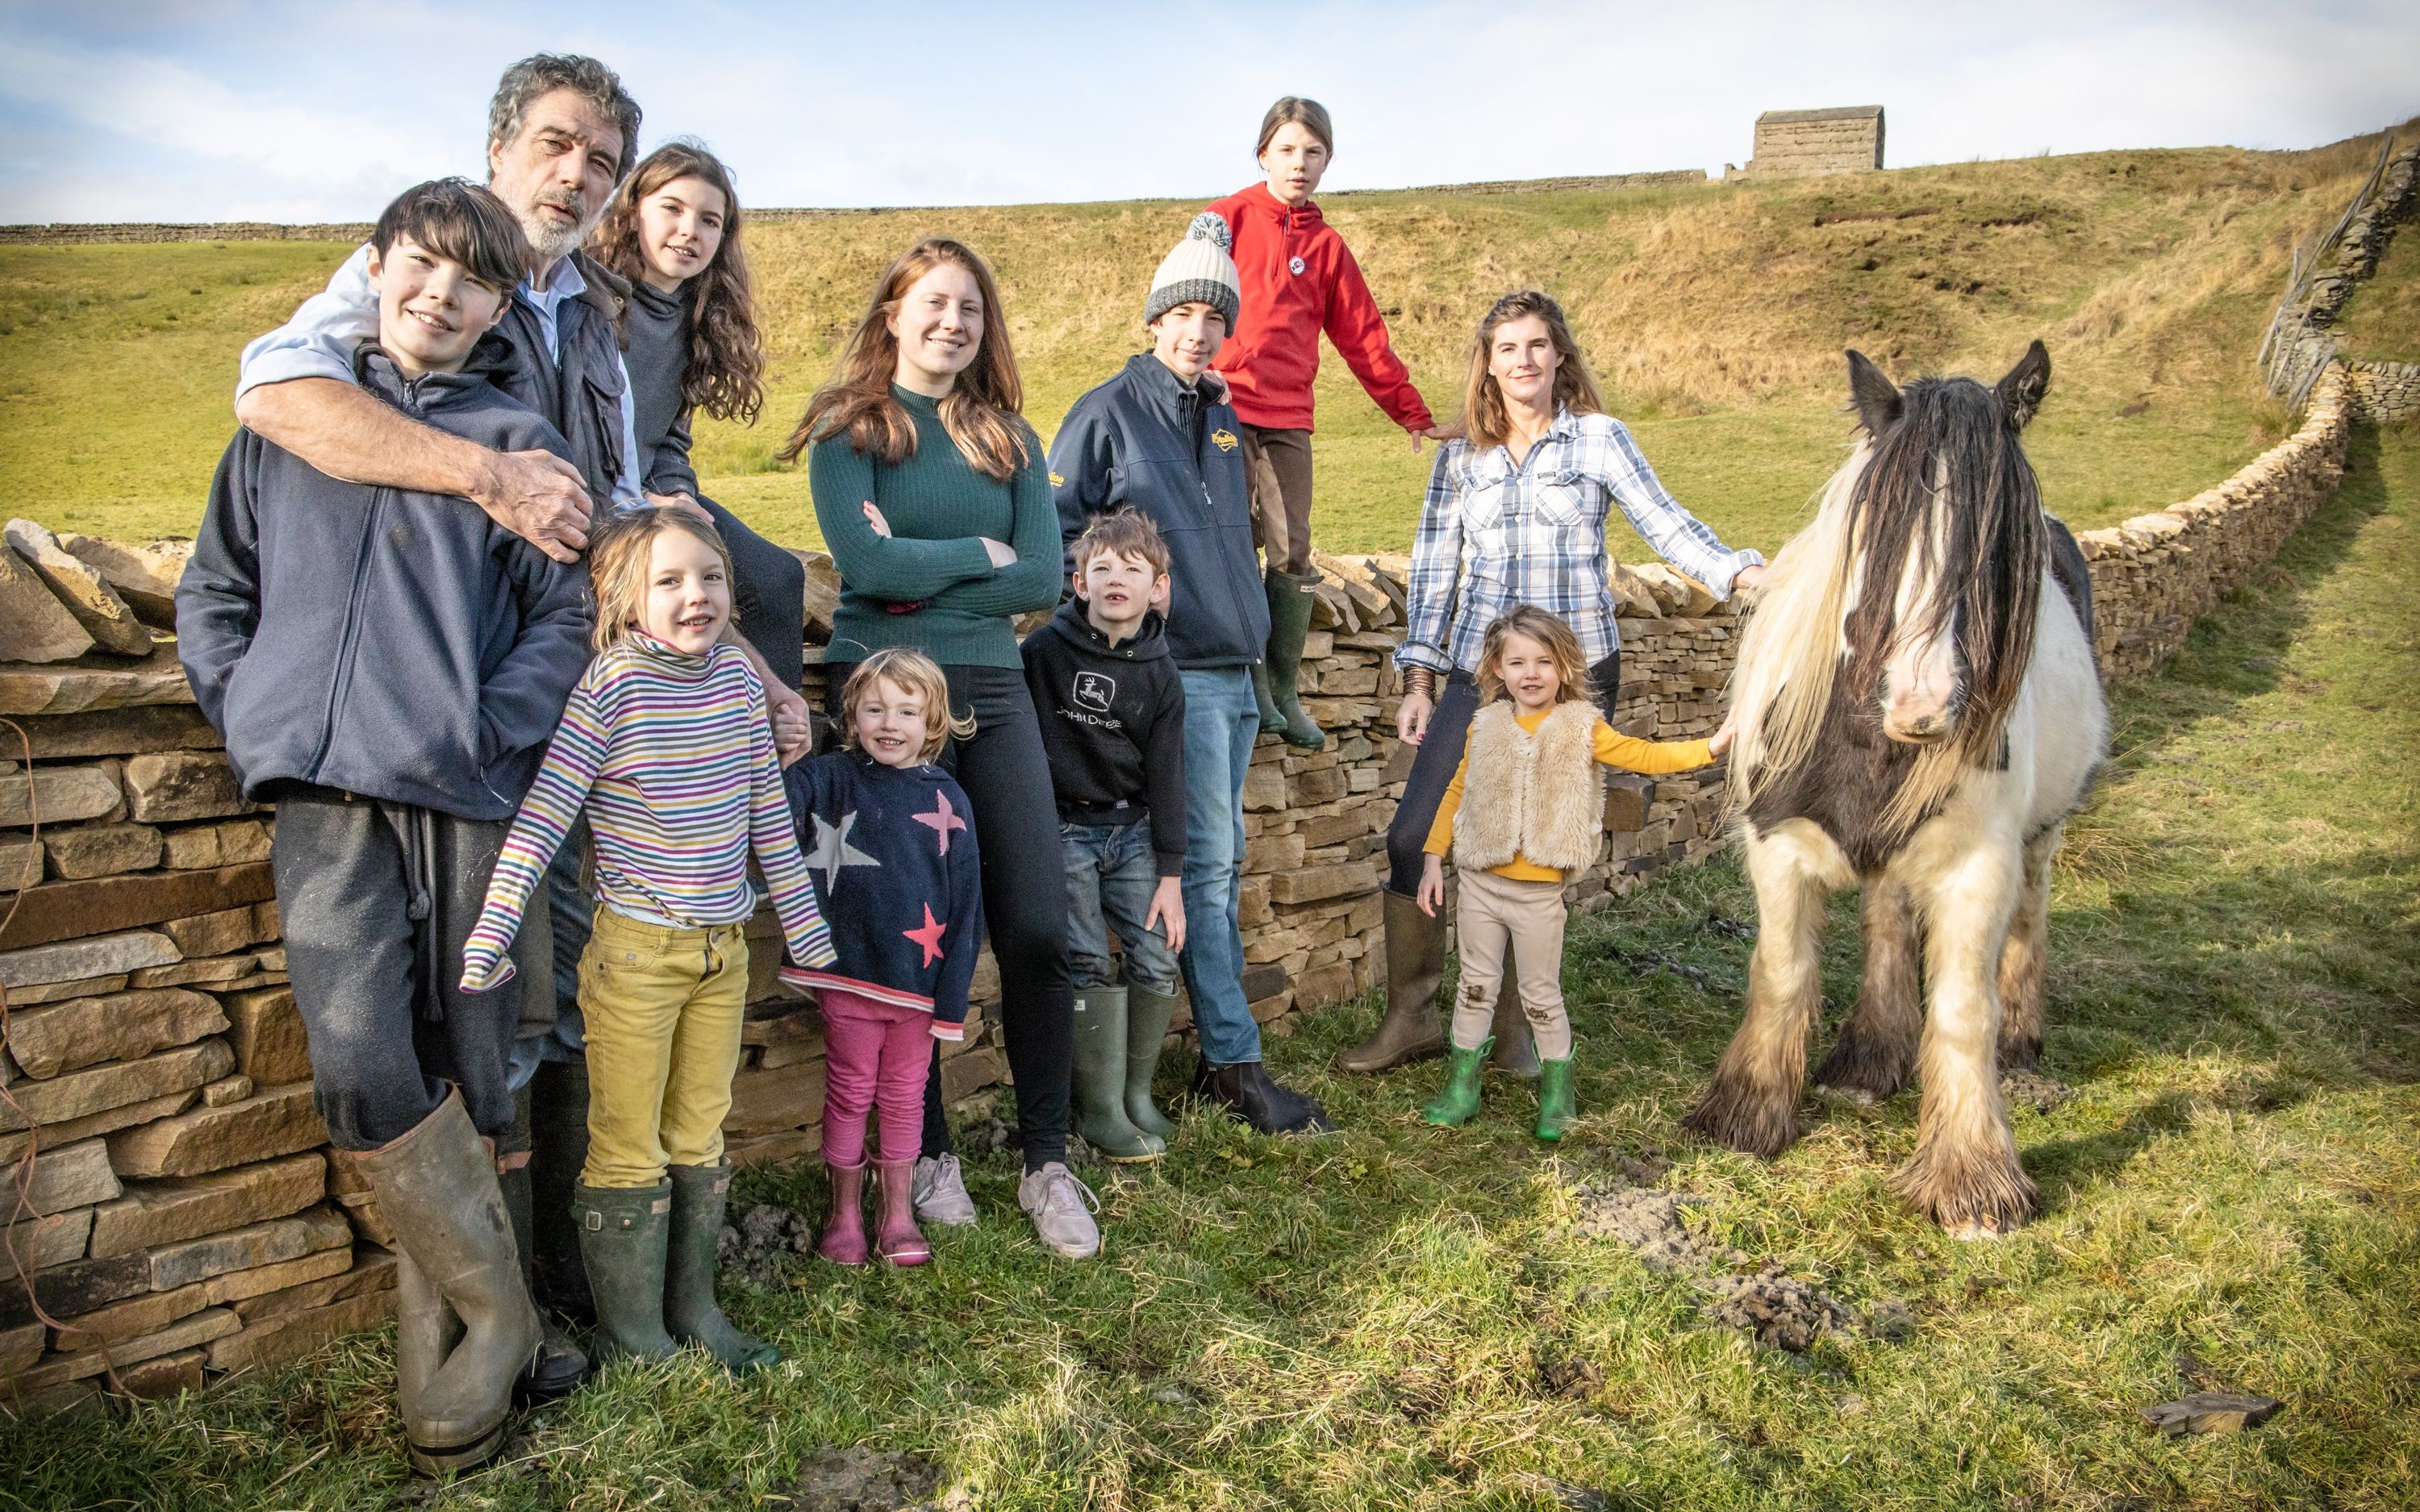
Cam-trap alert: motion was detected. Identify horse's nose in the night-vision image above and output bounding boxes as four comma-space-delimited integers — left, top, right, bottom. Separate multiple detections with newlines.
1882, 694, 1955, 744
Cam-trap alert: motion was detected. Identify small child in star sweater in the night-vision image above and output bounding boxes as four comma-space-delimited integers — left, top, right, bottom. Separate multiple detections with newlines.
782, 648, 985, 1268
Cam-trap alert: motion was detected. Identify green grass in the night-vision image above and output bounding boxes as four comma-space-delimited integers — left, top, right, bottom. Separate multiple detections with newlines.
6, 128, 2403, 555
2335, 222, 2420, 361
6, 425, 2413, 1508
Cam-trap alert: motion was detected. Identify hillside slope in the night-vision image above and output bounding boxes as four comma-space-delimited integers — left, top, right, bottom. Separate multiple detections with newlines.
2, 126, 2405, 552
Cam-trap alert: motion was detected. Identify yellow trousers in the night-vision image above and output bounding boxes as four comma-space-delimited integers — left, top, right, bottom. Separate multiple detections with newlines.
575, 905, 749, 1188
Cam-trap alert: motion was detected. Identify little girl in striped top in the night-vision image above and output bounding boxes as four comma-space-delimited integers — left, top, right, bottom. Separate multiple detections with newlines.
461, 509, 834, 1372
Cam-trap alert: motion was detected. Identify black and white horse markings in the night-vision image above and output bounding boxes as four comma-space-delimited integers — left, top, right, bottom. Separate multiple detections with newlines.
1685, 342, 2108, 1238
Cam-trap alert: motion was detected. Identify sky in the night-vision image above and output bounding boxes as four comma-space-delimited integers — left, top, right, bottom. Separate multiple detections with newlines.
1, 1, 2414, 223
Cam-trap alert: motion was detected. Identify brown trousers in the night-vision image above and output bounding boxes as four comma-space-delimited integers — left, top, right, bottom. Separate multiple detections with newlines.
1240, 424, 1315, 576
1448, 868, 1573, 1060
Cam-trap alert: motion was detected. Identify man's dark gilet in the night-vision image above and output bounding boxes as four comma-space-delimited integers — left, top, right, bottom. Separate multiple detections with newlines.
490, 251, 630, 509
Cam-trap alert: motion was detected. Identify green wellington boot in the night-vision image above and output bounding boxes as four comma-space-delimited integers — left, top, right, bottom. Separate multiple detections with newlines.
1123, 983, 1179, 1140
1074, 986, 1164, 1160
1535, 1057, 1578, 1141
1262, 567, 1327, 750
1422, 1038, 1492, 1127
665, 1162, 779, 1371
571, 1182, 679, 1364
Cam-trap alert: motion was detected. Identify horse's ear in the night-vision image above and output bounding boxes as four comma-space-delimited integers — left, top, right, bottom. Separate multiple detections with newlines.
1996, 340, 2051, 428
1846, 350, 1901, 437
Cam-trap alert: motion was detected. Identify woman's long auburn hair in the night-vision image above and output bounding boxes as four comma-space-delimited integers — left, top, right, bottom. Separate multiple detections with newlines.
1459, 289, 1605, 452
778, 238, 1030, 481
592, 140, 766, 424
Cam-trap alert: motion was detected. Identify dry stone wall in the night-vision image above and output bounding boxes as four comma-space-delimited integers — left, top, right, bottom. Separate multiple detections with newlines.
0, 350, 2378, 1409
1731, 106, 1885, 181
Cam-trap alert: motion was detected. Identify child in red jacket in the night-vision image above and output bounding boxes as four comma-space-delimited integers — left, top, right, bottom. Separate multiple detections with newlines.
1201, 95, 1446, 752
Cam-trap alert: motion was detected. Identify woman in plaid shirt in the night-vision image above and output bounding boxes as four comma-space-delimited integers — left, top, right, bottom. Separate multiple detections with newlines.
1336, 289, 1766, 1078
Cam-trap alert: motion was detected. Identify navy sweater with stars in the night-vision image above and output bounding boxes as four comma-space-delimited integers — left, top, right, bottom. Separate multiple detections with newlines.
782, 749, 985, 1039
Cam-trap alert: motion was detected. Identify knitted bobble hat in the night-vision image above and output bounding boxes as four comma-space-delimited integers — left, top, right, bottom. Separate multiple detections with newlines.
1145, 211, 1241, 332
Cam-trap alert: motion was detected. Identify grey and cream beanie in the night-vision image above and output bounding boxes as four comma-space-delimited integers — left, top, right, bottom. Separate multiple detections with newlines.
1145, 211, 1241, 331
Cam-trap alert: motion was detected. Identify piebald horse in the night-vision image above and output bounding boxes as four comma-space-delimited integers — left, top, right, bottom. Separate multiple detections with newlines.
1684, 343, 2106, 1237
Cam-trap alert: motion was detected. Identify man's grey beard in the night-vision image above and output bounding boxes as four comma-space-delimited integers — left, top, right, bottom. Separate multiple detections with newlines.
516, 188, 598, 265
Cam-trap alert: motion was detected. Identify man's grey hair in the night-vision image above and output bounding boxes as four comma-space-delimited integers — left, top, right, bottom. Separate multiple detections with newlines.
486, 54, 642, 182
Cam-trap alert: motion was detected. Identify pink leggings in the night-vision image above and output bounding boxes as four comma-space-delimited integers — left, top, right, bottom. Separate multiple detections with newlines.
820, 989, 935, 1168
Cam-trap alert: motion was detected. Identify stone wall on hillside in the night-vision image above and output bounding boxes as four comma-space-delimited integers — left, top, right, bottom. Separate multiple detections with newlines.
0, 223, 375, 246
2343, 359, 2420, 423
2263, 138, 2418, 405
0, 356, 2376, 1411
1728, 106, 1884, 181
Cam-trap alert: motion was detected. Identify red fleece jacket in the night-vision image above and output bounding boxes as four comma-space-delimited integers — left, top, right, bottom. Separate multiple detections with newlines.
1202, 183, 1433, 435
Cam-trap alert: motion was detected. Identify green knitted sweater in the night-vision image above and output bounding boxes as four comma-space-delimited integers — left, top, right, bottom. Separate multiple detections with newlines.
807, 386, 1063, 669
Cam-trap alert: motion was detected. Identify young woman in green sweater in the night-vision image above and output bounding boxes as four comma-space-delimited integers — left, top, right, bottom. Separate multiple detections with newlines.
779, 238, 1100, 1261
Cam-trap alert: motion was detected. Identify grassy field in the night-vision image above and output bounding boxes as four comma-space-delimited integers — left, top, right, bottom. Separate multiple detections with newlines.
5, 128, 2402, 555
6, 428, 2413, 1510
2336, 221, 2420, 360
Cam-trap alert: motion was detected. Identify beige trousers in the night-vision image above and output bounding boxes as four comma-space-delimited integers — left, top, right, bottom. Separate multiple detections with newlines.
1449, 868, 1573, 1060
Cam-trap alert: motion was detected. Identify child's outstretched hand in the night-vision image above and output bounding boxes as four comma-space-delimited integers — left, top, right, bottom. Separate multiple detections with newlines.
1145, 875, 1187, 953
1417, 853, 1446, 917
1709, 710, 1738, 759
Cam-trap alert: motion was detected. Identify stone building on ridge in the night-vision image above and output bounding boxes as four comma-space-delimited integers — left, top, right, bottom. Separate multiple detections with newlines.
1727, 106, 1885, 181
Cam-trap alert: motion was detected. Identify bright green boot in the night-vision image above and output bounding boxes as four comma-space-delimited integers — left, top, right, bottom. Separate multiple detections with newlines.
1535, 1057, 1577, 1142
1262, 568, 1327, 750
1421, 1038, 1492, 1127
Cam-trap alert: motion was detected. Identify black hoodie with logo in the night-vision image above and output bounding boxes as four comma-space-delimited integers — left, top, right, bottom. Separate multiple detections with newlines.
1020, 598, 1188, 876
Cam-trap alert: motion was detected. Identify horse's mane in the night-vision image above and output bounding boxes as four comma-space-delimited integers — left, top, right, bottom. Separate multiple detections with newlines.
1730, 376, 2047, 835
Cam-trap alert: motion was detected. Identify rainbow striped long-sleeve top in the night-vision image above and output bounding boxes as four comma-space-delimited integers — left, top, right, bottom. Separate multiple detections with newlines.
460, 633, 836, 991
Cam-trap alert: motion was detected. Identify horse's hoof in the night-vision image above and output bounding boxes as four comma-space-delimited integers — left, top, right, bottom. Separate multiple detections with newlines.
1814, 1082, 1876, 1108
1681, 1092, 1800, 1160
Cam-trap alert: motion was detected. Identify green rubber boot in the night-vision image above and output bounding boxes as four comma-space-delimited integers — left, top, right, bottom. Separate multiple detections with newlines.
1535, 1057, 1577, 1142
1123, 984, 1179, 1140
1262, 568, 1327, 750
1074, 986, 1164, 1161
571, 1182, 678, 1364
665, 1163, 778, 1371
1421, 1038, 1492, 1127
1253, 661, 1287, 736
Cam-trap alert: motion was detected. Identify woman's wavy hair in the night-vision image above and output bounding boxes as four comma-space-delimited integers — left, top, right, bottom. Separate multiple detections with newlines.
1460, 289, 1604, 452
593, 140, 766, 424
1475, 605, 1593, 707
778, 237, 1031, 481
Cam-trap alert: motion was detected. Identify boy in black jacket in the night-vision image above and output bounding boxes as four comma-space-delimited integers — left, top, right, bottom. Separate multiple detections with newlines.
1022, 510, 1188, 1161
177, 180, 590, 1473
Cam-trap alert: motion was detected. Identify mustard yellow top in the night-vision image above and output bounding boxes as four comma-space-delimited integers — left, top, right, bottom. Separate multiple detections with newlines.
1425, 706, 1713, 882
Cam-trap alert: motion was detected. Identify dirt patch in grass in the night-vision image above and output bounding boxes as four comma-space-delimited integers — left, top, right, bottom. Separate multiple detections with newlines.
779, 1445, 951, 1511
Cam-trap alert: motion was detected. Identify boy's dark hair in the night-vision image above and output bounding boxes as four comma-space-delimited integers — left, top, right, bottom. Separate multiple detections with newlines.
487, 53, 642, 184
1073, 509, 1171, 579
372, 179, 529, 294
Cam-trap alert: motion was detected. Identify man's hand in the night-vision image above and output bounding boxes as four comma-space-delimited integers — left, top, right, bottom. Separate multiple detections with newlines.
1417, 854, 1446, 917
1145, 875, 1187, 954
647, 490, 714, 523
478, 450, 595, 563
766, 678, 813, 767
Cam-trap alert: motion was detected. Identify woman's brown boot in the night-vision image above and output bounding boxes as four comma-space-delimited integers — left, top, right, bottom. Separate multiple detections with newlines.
1335, 892, 1449, 1073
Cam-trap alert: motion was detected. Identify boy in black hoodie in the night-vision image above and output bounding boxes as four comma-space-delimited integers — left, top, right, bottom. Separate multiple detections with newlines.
177, 180, 590, 1474
1022, 510, 1188, 1161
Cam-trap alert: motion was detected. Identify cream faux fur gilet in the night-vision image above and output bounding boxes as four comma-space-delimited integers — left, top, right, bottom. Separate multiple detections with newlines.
1450, 700, 1605, 875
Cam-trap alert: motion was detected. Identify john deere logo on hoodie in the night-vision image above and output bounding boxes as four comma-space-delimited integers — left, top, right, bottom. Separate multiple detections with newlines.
1074, 671, 1116, 714
1049, 471, 1065, 487
1212, 429, 1239, 452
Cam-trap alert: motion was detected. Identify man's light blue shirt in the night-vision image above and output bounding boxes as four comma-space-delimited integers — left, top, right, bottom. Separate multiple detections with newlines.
236, 243, 644, 510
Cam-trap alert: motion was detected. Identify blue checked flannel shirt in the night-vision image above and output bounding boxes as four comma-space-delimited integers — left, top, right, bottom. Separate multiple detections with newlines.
1396, 408, 1764, 677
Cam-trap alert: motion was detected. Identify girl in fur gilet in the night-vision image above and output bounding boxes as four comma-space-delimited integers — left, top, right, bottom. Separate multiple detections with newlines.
1417, 606, 1734, 1138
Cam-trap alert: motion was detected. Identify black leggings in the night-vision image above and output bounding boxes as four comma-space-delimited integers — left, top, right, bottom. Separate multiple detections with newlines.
826, 662, 1073, 1172
1386, 650, 1622, 897
699, 495, 807, 693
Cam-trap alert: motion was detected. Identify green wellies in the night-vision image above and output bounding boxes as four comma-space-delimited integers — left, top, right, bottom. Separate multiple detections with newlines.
665, 1162, 778, 1369
1422, 1038, 1491, 1127
1255, 567, 1326, 750
1124, 984, 1179, 1139
1534, 1058, 1577, 1141
1073, 985, 1166, 1161
574, 1167, 777, 1372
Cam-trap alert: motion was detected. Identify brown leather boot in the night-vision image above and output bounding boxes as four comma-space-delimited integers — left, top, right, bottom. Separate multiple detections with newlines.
1491, 938, 1540, 1079
1335, 891, 1449, 1073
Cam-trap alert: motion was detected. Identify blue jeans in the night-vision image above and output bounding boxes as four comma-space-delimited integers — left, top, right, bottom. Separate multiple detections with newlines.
1177, 667, 1262, 1064
1061, 819, 1181, 995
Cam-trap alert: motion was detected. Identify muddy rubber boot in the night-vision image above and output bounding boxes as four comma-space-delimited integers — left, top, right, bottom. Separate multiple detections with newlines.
1253, 660, 1287, 736
1535, 1056, 1577, 1142
874, 1162, 932, 1267
1489, 946, 1540, 1080
527, 1059, 595, 1325
357, 1092, 540, 1476
1422, 1039, 1492, 1127
664, 1163, 778, 1372
1263, 568, 1327, 750
1073, 985, 1162, 1161
1337, 892, 1450, 1073
1122, 984, 1179, 1140
819, 1163, 869, 1267
391, 1250, 462, 1474
497, 1156, 588, 1403
571, 1182, 678, 1364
